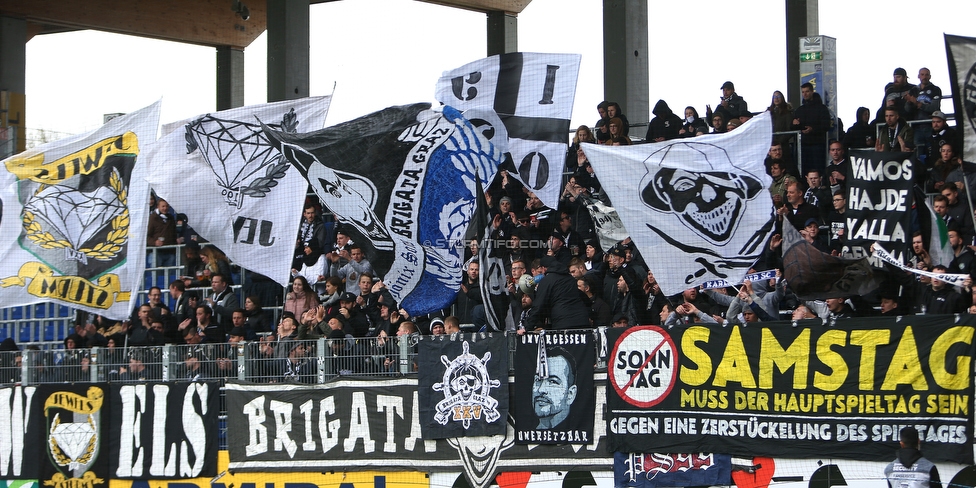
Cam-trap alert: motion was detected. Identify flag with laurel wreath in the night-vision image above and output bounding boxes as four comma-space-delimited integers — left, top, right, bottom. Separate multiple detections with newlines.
0, 102, 160, 319
144, 97, 331, 285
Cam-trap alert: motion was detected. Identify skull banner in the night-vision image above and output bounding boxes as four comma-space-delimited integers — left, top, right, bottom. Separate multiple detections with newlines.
418, 333, 509, 439
583, 113, 775, 296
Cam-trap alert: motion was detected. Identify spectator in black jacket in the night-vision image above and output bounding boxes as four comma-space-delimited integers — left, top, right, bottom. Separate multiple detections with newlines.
645, 99, 683, 143
678, 106, 709, 138
793, 83, 832, 177
524, 256, 590, 330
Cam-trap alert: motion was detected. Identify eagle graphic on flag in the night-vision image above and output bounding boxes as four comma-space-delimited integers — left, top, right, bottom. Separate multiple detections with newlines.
264, 103, 507, 315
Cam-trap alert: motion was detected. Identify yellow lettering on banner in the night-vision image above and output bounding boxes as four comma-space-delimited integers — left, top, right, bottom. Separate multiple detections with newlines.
679, 326, 712, 386
759, 328, 810, 389
0, 262, 130, 309
929, 326, 974, 390
45, 472, 104, 488
108, 452, 431, 488
712, 327, 756, 388
813, 330, 848, 391
5, 132, 138, 183
881, 327, 928, 390
43, 386, 104, 413
849, 330, 890, 390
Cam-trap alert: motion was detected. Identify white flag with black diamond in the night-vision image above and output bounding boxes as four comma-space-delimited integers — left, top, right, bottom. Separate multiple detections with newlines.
144, 97, 331, 285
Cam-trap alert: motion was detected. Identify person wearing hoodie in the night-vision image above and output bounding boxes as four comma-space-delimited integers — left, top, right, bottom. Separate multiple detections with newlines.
884, 427, 941, 488
677, 106, 709, 138
524, 256, 591, 330
843, 107, 876, 150
644, 100, 683, 143
792, 83, 832, 176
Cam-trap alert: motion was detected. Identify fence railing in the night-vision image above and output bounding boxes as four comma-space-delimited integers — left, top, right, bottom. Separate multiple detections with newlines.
0, 328, 609, 386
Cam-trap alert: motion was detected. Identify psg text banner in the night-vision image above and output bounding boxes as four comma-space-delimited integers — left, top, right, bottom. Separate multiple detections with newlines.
605, 318, 976, 464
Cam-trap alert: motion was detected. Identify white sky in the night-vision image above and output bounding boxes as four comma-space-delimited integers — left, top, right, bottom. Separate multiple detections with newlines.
22, 0, 976, 138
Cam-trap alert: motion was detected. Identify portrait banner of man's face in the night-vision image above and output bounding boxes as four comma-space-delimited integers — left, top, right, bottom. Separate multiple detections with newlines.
513, 331, 595, 444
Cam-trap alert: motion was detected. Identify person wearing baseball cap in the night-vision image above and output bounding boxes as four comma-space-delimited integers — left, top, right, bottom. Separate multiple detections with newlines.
878, 67, 917, 122
927, 110, 958, 164
706, 81, 748, 124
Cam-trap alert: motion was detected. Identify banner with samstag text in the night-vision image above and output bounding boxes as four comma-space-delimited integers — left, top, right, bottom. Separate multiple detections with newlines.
144, 97, 331, 285
842, 150, 913, 266
0, 102, 160, 319
605, 318, 976, 464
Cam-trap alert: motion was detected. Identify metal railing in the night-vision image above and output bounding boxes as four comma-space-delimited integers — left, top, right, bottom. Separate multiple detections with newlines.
0, 328, 609, 386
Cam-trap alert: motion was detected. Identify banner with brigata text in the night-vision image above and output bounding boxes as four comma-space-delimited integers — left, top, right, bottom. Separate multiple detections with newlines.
223, 378, 612, 488
605, 318, 976, 463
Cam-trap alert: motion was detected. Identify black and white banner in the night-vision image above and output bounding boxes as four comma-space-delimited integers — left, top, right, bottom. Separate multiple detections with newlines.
0, 382, 219, 482
842, 150, 914, 266
145, 98, 331, 285
436, 53, 581, 210
106, 382, 219, 479
873, 244, 968, 285
265, 103, 504, 316
583, 113, 775, 296
946, 34, 976, 165
224, 378, 613, 488
417, 333, 509, 439
513, 331, 594, 444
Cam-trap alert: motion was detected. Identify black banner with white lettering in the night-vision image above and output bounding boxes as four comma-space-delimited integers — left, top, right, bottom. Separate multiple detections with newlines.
31, 384, 111, 488
106, 382, 219, 479
417, 333, 509, 439
513, 331, 594, 444
0, 385, 42, 478
224, 379, 612, 488
843, 150, 914, 265
605, 318, 976, 463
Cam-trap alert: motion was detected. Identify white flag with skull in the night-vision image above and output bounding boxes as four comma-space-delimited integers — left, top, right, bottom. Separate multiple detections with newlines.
583, 112, 775, 296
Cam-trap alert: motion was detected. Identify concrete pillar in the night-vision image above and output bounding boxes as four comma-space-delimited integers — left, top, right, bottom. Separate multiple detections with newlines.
785, 0, 819, 109
0, 16, 27, 153
0, 16, 26, 93
603, 0, 649, 132
266, 0, 309, 102
216, 46, 245, 110
486, 11, 517, 56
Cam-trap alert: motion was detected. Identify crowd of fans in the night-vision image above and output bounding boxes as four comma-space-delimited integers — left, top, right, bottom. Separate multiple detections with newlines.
1, 66, 971, 385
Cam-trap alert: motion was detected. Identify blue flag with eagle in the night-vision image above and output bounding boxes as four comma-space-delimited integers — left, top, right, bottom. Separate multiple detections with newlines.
0, 102, 160, 319
263, 103, 506, 315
